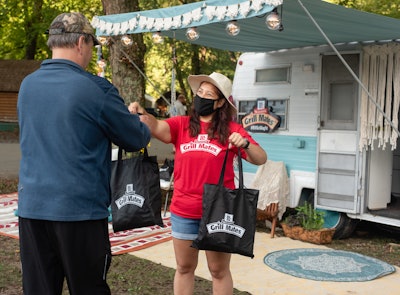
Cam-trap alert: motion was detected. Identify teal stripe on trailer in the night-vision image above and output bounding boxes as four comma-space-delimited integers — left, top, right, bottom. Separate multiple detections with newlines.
243, 134, 317, 175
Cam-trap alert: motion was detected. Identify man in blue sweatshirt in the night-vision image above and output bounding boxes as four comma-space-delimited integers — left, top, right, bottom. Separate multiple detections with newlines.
17, 12, 150, 295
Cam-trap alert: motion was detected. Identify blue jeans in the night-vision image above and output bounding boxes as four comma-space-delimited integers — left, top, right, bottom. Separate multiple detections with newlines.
171, 213, 201, 240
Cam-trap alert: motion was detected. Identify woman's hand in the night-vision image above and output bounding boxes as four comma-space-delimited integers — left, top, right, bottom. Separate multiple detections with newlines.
229, 132, 267, 165
229, 132, 249, 149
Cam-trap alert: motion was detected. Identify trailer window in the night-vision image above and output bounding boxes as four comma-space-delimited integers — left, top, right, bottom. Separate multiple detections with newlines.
237, 99, 288, 130
321, 54, 359, 130
329, 82, 355, 121
255, 66, 291, 84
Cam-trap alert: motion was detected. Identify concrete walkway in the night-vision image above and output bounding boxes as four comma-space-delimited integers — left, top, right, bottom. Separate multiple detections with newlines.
0, 143, 20, 178
131, 231, 400, 295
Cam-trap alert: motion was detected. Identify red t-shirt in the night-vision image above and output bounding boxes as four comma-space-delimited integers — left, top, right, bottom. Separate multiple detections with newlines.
166, 116, 259, 219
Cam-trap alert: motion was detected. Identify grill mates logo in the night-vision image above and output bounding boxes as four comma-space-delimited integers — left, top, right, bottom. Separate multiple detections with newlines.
115, 184, 145, 209
180, 134, 222, 156
206, 213, 245, 238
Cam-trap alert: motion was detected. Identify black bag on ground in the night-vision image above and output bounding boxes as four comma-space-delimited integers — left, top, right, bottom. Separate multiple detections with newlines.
192, 149, 259, 258
110, 148, 164, 232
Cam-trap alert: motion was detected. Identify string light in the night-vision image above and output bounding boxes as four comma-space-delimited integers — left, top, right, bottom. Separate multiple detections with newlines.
185, 27, 199, 41
152, 31, 164, 44
121, 35, 133, 46
226, 20, 240, 36
266, 8, 283, 31
97, 36, 109, 46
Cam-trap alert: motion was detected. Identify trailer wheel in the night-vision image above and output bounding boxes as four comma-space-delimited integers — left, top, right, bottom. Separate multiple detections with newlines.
322, 210, 359, 239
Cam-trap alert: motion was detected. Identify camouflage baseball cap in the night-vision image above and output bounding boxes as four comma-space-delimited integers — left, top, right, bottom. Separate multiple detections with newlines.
48, 12, 99, 46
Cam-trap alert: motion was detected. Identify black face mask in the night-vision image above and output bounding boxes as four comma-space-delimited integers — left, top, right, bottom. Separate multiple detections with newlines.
194, 95, 217, 116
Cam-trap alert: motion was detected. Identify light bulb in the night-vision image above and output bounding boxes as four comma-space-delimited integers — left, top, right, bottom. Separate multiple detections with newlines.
186, 27, 199, 41
97, 36, 109, 46
121, 35, 133, 47
266, 11, 281, 31
226, 20, 240, 36
152, 31, 164, 44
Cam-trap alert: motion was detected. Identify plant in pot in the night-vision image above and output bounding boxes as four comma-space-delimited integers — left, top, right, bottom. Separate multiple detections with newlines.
281, 201, 335, 244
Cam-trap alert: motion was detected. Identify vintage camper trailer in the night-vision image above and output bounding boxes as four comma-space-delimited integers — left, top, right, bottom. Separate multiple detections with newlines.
233, 43, 400, 238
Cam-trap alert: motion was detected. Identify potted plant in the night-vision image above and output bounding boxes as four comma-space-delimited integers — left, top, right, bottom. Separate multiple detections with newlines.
281, 202, 335, 244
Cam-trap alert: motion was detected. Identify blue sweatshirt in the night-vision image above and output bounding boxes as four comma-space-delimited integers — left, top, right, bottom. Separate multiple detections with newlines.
17, 59, 150, 221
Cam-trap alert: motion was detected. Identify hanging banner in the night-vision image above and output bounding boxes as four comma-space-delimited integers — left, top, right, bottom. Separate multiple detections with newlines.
241, 98, 281, 133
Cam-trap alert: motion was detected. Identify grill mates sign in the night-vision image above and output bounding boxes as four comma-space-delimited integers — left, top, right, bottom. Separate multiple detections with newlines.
241, 98, 281, 133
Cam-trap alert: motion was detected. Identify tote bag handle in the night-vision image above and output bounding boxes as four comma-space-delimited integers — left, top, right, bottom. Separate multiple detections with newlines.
217, 148, 244, 189
115, 147, 151, 179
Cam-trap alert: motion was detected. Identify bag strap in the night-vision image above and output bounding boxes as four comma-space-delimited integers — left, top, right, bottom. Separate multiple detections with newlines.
237, 149, 244, 189
218, 148, 244, 189
114, 147, 150, 183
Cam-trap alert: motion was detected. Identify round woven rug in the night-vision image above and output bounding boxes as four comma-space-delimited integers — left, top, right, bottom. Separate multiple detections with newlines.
264, 248, 396, 282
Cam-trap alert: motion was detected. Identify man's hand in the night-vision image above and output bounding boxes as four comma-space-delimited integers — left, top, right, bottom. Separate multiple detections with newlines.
128, 102, 145, 115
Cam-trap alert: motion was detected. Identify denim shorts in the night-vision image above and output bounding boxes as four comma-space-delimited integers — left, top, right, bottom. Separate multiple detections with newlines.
171, 213, 201, 240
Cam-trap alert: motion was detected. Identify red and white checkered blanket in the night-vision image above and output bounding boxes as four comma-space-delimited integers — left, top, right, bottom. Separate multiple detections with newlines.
0, 193, 172, 255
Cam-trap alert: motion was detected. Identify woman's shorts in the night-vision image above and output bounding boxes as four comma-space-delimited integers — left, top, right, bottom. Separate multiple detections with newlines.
171, 213, 200, 240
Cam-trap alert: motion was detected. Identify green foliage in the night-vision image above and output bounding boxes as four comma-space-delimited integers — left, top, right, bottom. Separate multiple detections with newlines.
284, 201, 325, 231
326, 0, 400, 19
0, 0, 103, 60
143, 33, 239, 101
0, 0, 102, 77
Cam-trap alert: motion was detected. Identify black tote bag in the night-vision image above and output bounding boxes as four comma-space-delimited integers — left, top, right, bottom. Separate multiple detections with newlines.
192, 149, 259, 258
110, 148, 164, 232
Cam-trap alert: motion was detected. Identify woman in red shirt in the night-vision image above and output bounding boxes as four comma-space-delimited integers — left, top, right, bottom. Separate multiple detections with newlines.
129, 72, 267, 294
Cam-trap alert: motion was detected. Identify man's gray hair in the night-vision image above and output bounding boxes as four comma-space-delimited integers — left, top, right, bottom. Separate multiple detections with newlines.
47, 31, 92, 49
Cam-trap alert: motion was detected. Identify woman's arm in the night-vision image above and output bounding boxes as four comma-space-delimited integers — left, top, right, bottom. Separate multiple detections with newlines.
128, 102, 171, 143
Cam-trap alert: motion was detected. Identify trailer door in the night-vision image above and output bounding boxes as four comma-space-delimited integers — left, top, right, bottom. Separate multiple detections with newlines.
317, 53, 360, 214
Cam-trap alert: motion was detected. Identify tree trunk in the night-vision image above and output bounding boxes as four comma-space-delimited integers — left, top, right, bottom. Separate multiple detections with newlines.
101, 0, 146, 105
24, 0, 43, 59
190, 44, 201, 76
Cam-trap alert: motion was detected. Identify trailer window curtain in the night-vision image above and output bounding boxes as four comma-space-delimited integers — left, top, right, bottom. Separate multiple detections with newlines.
359, 43, 400, 151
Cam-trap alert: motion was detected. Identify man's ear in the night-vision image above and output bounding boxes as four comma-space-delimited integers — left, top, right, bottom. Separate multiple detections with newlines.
77, 36, 85, 50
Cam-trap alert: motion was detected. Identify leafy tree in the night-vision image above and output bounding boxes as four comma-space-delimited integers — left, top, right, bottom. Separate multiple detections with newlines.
327, 0, 400, 18
0, 0, 102, 60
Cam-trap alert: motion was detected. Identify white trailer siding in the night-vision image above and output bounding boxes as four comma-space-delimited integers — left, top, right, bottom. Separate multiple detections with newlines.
232, 50, 322, 137
233, 50, 325, 204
